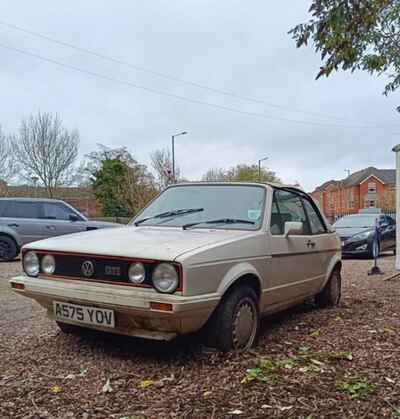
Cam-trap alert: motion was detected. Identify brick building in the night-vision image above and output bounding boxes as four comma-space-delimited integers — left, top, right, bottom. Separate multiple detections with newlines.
311, 167, 395, 220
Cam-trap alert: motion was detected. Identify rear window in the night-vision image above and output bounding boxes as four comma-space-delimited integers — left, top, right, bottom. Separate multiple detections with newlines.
0, 201, 42, 219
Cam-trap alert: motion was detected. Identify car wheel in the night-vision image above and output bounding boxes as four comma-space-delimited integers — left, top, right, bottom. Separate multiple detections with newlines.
56, 321, 84, 334
0, 236, 18, 261
206, 285, 259, 352
371, 240, 380, 259
315, 269, 341, 308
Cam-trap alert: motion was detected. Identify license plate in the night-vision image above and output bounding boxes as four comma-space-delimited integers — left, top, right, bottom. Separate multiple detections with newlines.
53, 301, 115, 328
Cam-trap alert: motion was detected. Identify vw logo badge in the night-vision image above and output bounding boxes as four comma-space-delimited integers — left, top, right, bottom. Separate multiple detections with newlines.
81, 260, 94, 277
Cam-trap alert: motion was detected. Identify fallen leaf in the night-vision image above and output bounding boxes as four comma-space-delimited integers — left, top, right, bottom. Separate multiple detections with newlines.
203, 391, 212, 397
229, 409, 244, 415
138, 379, 155, 389
102, 379, 113, 393
79, 368, 88, 377
310, 330, 321, 337
386, 377, 396, 384
65, 374, 76, 380
278, 406, 293, 412
49, 385, 62, 394
261, 404, 272, 409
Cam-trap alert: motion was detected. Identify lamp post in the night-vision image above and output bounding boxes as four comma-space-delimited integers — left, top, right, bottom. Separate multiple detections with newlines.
258, 156, 268, 180
393, 144, 400, 271
171, 131, 187, 182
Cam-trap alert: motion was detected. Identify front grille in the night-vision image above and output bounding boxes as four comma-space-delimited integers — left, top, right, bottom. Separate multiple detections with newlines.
37, 252, 154, 287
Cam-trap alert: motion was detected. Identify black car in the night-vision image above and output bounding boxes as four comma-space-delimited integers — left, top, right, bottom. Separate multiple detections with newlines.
333, 213, 396, 258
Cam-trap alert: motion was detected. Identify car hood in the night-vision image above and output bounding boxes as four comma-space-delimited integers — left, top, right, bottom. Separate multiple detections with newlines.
24, 225, 251, 261
335, 226, 374, 239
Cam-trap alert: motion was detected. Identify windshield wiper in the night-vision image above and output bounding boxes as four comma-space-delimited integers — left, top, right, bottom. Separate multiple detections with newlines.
183, 218, 255, 230
134, 208, 204, 226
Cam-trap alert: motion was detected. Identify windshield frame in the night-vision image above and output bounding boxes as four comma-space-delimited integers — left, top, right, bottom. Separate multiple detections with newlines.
130, 183, 267, 231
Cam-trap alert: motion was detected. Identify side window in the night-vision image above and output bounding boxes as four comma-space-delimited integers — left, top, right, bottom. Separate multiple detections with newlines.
43, 203, 76, 221
272, 190, 310, 235
302, 198, 327, 235
3, 201, 42, 219
270, 193, 283, 235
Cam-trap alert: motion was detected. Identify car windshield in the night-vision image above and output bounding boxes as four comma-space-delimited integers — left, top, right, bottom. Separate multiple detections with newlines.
334, 215, 378, 228
132, 184, 266, 230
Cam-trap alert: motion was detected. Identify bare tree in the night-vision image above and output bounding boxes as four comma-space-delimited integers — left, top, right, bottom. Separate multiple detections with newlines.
202, 168, 226, 182
0, 125, 17, 194
14, 112, 79, 198
150, 148, 180, 190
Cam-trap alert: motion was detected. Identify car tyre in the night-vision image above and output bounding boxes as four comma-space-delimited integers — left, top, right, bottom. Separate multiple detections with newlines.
206, 285, 259, 352
0, 235, 18, 261
56, 321, 84, 334
315, 269, 341, 308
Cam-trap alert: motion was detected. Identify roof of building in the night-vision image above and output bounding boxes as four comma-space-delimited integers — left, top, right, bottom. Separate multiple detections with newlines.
312, 167, 395, 193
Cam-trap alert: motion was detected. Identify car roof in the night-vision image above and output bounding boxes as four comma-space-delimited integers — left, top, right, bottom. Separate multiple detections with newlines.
0, 197, 65, 203
167, 181, 305, 194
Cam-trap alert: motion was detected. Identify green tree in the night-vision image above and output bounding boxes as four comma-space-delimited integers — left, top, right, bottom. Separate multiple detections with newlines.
202, 164, 280, 183
290, 1, 400, 108
87, 145, 156, 217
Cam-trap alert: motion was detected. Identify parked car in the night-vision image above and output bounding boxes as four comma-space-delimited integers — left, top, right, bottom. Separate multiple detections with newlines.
0, 198, 119, 261
333, 212, 396, 258
10, 183, 341, 351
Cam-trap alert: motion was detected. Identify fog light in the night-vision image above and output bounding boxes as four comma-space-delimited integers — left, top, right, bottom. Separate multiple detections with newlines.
150, 302, 173, 312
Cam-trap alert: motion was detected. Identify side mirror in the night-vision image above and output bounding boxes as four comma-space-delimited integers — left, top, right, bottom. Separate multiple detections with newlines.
284, 221, 303, 237
69, 213, 79, 222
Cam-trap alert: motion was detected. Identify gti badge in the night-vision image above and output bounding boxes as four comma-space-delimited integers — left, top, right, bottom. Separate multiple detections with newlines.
81, 260, 94, 277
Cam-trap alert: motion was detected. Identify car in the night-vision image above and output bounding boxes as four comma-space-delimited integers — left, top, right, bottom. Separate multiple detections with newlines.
10, 183, 342, 352
0, 197, 120, 261
333, 212, 396, 258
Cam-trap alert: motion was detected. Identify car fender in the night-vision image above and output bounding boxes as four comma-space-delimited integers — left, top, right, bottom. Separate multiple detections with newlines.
0, 225, 22, 248
320, 253, 342, 291
216, 262, 263, 298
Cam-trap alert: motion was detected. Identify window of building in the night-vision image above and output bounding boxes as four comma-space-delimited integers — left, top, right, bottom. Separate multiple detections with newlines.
347, 189, 354, 209
366, 200, 376, 208
368, 182, 377, 193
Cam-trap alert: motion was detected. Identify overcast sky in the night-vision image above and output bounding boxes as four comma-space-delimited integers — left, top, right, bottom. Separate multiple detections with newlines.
1, 0, 400, 191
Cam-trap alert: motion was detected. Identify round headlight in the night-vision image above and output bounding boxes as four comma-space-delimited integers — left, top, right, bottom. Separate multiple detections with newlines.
23, 251, 39, 277
152, 263, 179, 293
128, 262, 146, 284
41, 254, 56, 274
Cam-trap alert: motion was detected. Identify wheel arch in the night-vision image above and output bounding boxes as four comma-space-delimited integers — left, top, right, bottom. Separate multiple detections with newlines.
320, 256, 342, 291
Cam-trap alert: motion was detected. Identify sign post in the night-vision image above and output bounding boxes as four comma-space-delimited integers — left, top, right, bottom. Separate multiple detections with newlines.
393, 145, 400, 271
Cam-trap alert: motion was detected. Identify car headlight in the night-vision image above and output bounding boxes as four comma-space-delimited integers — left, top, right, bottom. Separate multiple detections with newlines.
351, 231, 374, 241
41, 254, 56, 274
23, 251, 39, 277
152, 263, 179, 293
128, 262, 146, 284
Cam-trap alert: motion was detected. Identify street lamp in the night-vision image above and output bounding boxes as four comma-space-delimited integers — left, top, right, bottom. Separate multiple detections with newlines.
258, 156, 268, 180
171, 131, 188, 182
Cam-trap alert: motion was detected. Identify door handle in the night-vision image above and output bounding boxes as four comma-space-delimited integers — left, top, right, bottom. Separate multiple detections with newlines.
7, 223, 19, 228
307, 240, 316, 248
46, 225, 56, 230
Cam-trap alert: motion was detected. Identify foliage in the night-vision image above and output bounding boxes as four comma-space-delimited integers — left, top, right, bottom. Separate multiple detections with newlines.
202, 164, 280, 183
150, 148, 180, 190
13, 112, 79, 197
377, 189, 396, 211
87, 145, 156, 217
0, 125, 17, 192
290, 0, 400, 107
337, 378, 376, 399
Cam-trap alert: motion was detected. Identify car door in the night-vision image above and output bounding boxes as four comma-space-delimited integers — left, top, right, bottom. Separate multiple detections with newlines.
42, 202, 87, 238
1, 200, 45, 244
379, 215, 395, 250
266, 189, 321, 306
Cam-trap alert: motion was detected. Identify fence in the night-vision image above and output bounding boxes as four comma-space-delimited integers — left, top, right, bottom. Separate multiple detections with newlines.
91, 217, 131, 225
327, 210, 396, 224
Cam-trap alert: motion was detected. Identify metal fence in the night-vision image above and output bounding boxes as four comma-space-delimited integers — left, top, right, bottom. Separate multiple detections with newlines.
328, 210, 396, 224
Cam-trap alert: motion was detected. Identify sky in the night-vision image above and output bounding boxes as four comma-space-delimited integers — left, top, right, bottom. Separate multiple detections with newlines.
1, 0, 400, 192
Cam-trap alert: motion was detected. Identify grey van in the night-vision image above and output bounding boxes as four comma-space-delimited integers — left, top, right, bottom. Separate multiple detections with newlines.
0, 198, 119, 261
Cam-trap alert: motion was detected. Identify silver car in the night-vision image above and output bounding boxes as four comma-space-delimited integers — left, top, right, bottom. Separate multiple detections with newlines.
0, 198, 119, 260
10, 183, 341, 351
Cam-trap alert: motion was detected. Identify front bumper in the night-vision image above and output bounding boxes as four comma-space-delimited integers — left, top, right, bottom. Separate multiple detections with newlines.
10, 275, 220, 341
341, 238, 372, 256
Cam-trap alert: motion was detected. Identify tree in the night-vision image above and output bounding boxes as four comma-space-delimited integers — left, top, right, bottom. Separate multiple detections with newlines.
150, 148, 180, 190
13, 112, 79, 197
202, 164, 280, 183
290, 1, 400, 107
86, 145, 156, 217
378, 188, 396, 211
0, 125, 17, 193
